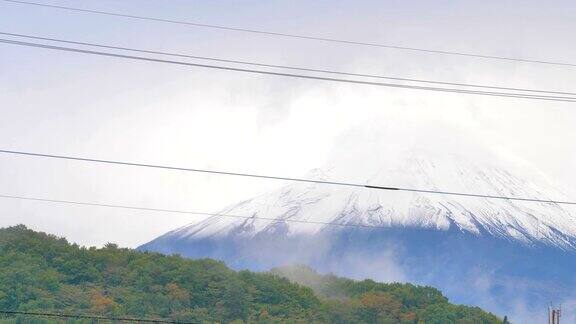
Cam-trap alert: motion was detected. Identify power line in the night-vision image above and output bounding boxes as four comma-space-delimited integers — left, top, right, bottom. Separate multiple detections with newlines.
1, 149, 574, 206
1, 0, 575, 68
3, 31, 576, 98
0, 194, 401, 229
0, 310, 196, 323
1, 38, 575, 103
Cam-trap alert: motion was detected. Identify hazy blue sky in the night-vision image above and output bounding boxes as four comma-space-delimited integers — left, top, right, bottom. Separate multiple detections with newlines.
1, 0, 576, 248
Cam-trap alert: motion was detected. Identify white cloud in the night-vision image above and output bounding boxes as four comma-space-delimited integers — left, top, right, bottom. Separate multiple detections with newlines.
0, 0, 575, 248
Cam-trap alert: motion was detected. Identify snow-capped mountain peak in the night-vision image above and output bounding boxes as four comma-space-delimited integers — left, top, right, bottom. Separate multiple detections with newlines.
168, 149, 576, 249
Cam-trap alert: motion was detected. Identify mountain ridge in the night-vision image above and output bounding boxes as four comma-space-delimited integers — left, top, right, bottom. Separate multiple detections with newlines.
140, 146, 576, 322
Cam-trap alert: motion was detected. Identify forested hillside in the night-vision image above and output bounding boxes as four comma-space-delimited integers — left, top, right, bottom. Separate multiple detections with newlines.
0, 225, 502, 323
272, 265, 505, 324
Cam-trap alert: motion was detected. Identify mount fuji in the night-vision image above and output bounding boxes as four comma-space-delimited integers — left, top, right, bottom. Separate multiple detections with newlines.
140, 125, 576, 320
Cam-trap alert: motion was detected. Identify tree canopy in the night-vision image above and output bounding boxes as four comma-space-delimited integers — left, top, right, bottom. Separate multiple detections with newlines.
0, 225, 502, 323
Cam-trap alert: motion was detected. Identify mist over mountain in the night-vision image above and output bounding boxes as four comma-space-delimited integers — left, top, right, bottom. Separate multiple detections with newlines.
140, 122, 576, 322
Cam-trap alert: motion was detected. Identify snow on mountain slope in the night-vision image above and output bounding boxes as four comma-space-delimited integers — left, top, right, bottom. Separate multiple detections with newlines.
167, 146, 576, 249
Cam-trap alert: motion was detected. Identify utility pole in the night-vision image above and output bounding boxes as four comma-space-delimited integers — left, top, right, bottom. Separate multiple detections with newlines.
548, 305, 561, 324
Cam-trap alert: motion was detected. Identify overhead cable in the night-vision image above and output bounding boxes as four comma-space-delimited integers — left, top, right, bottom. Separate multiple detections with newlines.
1, 0, 575, 67
0, 310, 195, 324
2, 31, 575, 97
0, 149, 574, 205
0, 194, 408, 229
1, 38, 575, 102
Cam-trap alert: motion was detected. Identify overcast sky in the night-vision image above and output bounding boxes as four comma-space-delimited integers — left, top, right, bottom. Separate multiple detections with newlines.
1, 0, 575, 247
